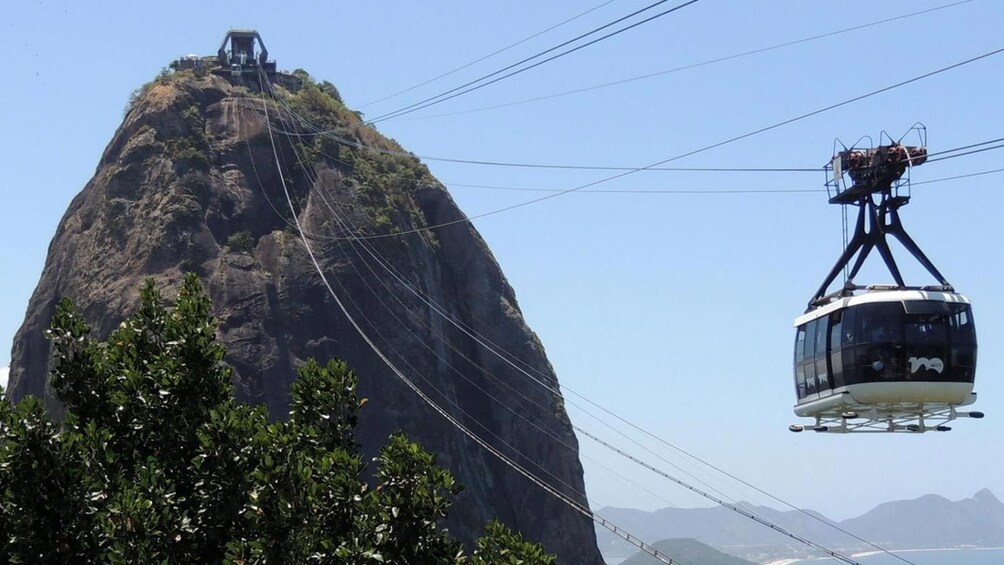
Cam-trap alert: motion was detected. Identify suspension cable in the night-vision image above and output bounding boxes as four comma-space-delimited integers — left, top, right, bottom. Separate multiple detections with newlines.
387, 0, 975, 123
255, 74, 893, 564
357, 0, 617, 109
365, 0, 700, 125
441, 165, 1004, 194
577, 427, 860, 564
254, 71, 682, 565
300, 46, 1004, 241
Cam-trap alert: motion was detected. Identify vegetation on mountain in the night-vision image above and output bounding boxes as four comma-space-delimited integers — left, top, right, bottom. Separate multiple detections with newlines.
282, 70, 436, 238
0, 275, 554, 564
621, 538, 755, 565
8, 66, 601, 562
225, 230, 255, 254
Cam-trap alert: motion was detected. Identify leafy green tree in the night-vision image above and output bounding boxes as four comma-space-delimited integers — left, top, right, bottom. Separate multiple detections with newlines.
470, 520, 558, 565
0, 274, 555, 564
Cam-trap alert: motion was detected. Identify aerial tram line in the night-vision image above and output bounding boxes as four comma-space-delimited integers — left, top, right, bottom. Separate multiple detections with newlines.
240, 79, 716, 542
442, 162, 1004, 194
248, 68, 887, 565
357, 0, 617, 109
923, 136, 1004, 160
253, 60, 923, 557
248, 58, 931, 565
380, 0, 976, 124
253, 40, 1004, 233
265, 88, 828, 173
248, 60, 963, 557
197, 32, 947, 565
247, 84, 1004, 179
256, 70, 775, 511
267, 65, 1004, 176
577, 427, 862, 565
265, 87, 639, 505
301, 47, 1004, 241
364, 0, 701, 125
251, 73, 685, 565
791, 125, 983, 434
249, 68, 726, 561
259, 76, 912, 565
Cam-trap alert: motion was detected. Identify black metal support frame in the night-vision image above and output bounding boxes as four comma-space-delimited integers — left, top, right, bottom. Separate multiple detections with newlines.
217, 30, 270, 66
810, 192, 952, 307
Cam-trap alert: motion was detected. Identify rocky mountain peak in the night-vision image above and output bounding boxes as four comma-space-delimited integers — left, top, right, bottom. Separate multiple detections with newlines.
8, 67, 602, 563
974, 488, 1000, 503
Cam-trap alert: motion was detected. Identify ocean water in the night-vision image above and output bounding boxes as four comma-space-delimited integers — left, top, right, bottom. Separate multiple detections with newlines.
608, 548, 1004, 564
793, 548, 1004, 564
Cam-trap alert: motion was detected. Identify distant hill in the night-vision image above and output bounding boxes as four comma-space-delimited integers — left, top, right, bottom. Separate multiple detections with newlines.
841, 488, 1004, 548
621, 538, 755, 565
597, 489, 1004, 562
598, 503, 835, 547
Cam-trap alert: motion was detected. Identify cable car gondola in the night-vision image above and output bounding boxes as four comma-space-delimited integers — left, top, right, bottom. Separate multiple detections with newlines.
789, 127, 982, 434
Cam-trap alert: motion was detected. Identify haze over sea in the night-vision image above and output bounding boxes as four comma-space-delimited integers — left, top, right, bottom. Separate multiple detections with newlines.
790, 547, 1004, 564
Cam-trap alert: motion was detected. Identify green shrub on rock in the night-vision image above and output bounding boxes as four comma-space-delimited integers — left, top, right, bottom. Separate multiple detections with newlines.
0, 274, 555, 564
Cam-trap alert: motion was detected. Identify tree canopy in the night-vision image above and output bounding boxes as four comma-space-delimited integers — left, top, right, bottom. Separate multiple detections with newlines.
0, 274, 555, 564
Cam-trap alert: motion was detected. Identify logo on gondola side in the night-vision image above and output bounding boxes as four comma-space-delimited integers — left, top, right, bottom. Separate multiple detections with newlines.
908, 356, 944, 374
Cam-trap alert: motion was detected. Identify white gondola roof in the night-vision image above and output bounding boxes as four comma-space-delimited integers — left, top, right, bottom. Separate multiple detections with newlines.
795, 289, 971, 327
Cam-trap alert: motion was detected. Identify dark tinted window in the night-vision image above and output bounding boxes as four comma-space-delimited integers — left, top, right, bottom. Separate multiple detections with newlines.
841, 307, 856, 345
804, 320, 819, 394
857, 302, 904, 343
804, 320, 818, 359
794, 362, 807, 398
794, 325, 807, 363
830, 310, 843, 351
794, 324, 809, 398
814, 316, 828, 358
828, 311, 844, 389
904, 308, 949, 345
841, 299, 977, 385
950, 304, 977, 345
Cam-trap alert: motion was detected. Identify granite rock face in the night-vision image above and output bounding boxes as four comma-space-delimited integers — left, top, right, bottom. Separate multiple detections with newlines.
8, 71, 602, 563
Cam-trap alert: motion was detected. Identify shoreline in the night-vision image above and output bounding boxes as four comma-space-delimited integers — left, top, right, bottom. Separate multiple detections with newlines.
852, 546, 1004, 558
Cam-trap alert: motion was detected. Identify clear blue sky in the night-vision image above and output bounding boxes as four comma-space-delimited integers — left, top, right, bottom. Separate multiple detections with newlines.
2, 0, 1002, 523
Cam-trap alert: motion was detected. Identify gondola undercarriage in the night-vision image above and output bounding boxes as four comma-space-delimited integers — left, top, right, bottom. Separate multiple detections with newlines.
790, 388, 983, 434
